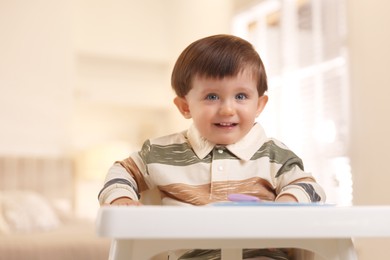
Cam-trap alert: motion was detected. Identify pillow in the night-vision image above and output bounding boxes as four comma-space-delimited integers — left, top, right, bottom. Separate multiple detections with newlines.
0, 190, 60, 233
0, 201, 10, 234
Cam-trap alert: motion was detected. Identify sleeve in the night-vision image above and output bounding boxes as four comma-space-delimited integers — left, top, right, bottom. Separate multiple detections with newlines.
98, 163, 140, 205
98, 141, 153, 205
274, 158, 326, 203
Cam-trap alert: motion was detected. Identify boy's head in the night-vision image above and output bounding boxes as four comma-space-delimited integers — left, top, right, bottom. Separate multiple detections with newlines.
172, 35, 269, 145
171, 34, 268, 98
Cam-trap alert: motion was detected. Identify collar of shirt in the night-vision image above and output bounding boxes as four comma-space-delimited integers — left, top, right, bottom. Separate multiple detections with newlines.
186, 123, 268, 161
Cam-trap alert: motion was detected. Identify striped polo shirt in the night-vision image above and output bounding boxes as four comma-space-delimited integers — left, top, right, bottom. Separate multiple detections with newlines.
98, 123, 325, 206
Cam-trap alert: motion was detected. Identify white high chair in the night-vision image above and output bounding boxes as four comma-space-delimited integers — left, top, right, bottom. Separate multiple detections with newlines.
137, 189, 317, 260
97, 189, 390, 260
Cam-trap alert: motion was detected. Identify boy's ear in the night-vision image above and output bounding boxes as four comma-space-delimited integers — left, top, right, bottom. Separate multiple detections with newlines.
174, 97, 192, 119
256, 95, 268, 117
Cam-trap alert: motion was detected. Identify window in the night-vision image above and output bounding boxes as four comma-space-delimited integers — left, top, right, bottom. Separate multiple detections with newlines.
233, 0, 351, 205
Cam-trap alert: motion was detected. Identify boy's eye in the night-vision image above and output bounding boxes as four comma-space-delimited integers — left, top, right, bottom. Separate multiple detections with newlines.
236, 93, 248, 100
205, 94, 219, 100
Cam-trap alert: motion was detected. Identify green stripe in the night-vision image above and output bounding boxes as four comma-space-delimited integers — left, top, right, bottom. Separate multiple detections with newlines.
252, 140, 304, 177
139, 139, 304, 177
139, 140, 211, 166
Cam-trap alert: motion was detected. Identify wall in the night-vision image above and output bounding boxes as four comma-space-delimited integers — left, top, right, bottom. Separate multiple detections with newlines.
0, 0, 74, 156
348, 0, 390, 258
71, 0, 234, 153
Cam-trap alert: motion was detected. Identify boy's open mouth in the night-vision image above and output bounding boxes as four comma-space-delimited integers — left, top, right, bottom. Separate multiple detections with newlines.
215, 122, 238, 127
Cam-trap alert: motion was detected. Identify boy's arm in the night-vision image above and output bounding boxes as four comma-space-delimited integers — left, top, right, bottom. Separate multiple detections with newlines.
110, 197, 143, 206
275, 193, 298, 203
98, 160, 142, 205
274, 156, 326, 203
276, 174, 326, 203
268, 141, 326, 203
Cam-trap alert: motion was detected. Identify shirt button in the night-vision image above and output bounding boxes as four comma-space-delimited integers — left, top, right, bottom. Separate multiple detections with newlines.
218, 165, 224, 171
218, 149, 223, 154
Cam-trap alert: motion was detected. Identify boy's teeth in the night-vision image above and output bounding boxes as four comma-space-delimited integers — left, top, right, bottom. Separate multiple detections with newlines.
220, 123, 232, 126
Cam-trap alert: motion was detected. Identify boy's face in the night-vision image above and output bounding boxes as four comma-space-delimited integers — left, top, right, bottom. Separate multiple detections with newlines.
174, 70, 268, 145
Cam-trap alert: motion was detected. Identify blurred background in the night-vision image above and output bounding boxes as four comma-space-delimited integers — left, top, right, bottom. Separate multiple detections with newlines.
1, 0, 390, 259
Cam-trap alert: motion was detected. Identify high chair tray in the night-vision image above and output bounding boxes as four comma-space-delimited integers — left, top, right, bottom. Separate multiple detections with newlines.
96, 206, 390, 260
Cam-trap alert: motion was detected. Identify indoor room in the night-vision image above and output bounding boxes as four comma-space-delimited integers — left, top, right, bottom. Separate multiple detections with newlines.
1, 0, 390, 259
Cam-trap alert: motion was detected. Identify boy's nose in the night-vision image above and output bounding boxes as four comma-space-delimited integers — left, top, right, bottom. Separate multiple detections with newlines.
219, 101, 235, 116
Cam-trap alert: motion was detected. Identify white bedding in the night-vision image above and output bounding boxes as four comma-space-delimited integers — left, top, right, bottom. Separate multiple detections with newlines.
0, 156, 111, 260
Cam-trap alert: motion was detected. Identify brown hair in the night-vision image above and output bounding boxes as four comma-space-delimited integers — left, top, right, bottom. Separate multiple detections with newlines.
171, 34, 268, 97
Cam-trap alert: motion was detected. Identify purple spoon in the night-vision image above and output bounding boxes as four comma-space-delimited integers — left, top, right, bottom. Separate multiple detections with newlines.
228, 194, 261, 202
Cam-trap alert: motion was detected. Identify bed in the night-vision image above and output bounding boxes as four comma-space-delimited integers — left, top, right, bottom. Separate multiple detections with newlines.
0, 156, 110, 260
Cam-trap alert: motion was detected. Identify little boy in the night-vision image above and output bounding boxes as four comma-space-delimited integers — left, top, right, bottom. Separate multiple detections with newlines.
98, 34, 326, 259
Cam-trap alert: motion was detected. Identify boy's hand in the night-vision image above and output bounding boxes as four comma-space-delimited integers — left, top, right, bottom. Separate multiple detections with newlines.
275, 194, 298, 203
110, 197, 143, 206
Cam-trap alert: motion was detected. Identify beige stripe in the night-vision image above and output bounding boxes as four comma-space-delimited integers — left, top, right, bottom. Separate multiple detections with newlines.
158, 177, 276, 206
118, 158, 149, 193
146, 158, 282, 186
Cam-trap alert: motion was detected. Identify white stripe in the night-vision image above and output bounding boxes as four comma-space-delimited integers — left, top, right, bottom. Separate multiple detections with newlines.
145, 158, 285, 187
149, 132, 187, 146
